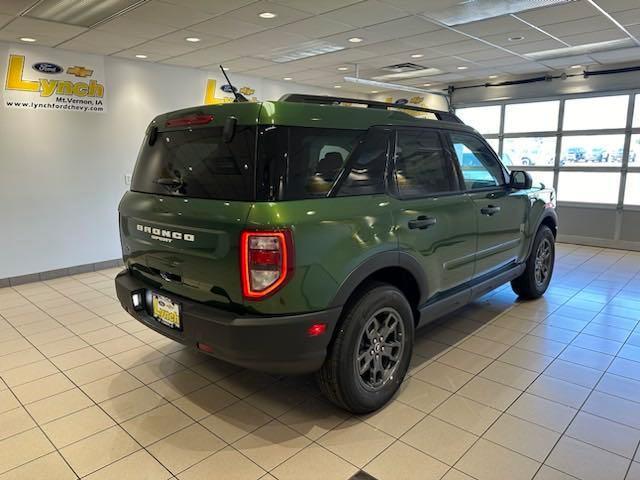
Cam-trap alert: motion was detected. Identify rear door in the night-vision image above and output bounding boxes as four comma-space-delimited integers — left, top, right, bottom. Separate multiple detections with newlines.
391, 128, 477, 301
119, 111, 258, 306
445, 130, 529, 278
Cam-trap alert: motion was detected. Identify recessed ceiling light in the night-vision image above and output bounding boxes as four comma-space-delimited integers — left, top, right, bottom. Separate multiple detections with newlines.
371, 90, 379, 93
135, 54, 147, 59
422, 83, 432, 87
457, 66, 468, 70
508, 36, 524, 42
348, 37, 363, 43
337, 66, 349, 71
334, 85, 342, 88
185, 37, 200, 42
488, 75, 498, 79
259, 12, 277, 18
222, 67, 229, 71
20, 37, 37, 42
410, 53, 424, 58
283, 77, 292, 80
570, 65, 582, 69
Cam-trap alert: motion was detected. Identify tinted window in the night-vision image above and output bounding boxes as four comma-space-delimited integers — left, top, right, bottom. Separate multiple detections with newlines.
257, 126, 365, 200
449, 132, 505, 190
131, 126, 255, 200
394, 129, 459, 197
337, 130, 389, 196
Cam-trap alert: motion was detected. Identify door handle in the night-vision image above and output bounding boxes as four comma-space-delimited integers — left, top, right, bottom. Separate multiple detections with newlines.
408, 215, 437, 230
480, 205, 501, 216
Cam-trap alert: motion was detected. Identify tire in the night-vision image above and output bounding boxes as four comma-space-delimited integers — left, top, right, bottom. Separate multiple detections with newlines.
316, 282, 414, 414
511, 225, 555, 299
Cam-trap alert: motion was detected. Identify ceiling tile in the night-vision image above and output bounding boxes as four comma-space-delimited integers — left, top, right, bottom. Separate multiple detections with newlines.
481, 27, 552, 47
403, 28, 470, 48
112, 50, 172, 62
0, 14, 13, 28
432, 39, 494, 56
269, 0, 362, 15
284, 16, 353, 37
590, 46, 640, 62
188, 16, 268, 39
96, 17, 176, 39
562, 28, 628, 45
516, 1, 599, 26
0, 0, 38, 16
122, 0, 214, 28
0, 16, 87, 43
595, 0, 640, 13
457, 15, 528, 36
153, 29, 229, 48
507, 38, 568, 54
128, 39, 202, 56
223, 0, 312, 26
379, 0, 462, 15
501, 62, 552, 74
350, 39, 419, 56
58, 30, 148, 55
161, 46, 238, 67
213, 56, 275, 72
321, 0, 407, 28
363, 16, 441, 39
542, 16, 616, 37
611, 8, 640, 27
160, 0, 255, 15
458, 48, 515, 61
539, 53, 595, 68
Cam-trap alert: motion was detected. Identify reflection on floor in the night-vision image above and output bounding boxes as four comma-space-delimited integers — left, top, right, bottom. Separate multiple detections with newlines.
1, 243, 640, 480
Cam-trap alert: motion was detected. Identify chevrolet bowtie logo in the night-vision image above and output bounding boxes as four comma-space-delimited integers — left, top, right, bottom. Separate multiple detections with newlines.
67, 66, 93, 78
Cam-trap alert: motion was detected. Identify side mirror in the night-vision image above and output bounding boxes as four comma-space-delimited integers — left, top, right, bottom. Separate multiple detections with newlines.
510, 170, 533, 190
223, 116, 237, 143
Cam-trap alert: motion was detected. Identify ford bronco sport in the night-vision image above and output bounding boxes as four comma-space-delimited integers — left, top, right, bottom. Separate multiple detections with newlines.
116, 94, 557, 413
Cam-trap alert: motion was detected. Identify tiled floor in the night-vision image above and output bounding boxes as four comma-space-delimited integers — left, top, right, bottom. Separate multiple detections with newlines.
1, 244, 640, 480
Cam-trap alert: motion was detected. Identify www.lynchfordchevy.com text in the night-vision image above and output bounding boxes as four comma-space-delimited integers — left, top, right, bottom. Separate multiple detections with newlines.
5, 96, 105, 112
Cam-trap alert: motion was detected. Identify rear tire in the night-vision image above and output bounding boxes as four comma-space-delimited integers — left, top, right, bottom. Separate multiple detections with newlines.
511, 225, 555, 299
316, 282, 414, 414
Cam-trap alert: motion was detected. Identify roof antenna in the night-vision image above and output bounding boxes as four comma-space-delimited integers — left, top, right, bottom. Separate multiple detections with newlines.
219, 64, 248, 102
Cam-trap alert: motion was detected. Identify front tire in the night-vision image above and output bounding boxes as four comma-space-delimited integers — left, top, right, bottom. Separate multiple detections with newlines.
316, 282, 414, 414
511, 225, 555, 299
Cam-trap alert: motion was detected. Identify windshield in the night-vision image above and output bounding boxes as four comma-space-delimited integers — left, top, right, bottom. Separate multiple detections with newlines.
131, 125, 256, 201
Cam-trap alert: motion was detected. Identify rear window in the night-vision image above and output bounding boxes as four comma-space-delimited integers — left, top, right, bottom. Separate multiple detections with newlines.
131, 126, 256, 201
257, 126, 367, 200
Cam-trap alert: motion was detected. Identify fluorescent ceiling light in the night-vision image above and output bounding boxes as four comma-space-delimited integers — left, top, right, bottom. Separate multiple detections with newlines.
525, 38, 634, 60
372, 67, 442, 80
20, 37, 36, 42
410, 53, 424, 58
283, 77, 292, 80
344, 76, 446, 95
23, 0, 145, 28
337, 66, 349, 71
135, 54, 147, 58
457, 66, 468, 70
185, 37, 200, 43
259, 12, 277, 18
258, 40, 345, 63
423, 0, 574, 26
334, 85, 342, 88
348, 37, 363, 43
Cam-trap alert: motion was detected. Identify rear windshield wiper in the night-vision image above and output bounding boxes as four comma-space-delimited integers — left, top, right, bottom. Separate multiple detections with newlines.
154, 177, 184, 189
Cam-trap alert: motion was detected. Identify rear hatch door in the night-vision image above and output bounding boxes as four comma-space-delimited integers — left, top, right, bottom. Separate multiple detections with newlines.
119, 103, 261, 306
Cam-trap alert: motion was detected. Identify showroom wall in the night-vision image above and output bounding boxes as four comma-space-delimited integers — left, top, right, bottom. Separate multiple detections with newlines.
0, 41, 339, 279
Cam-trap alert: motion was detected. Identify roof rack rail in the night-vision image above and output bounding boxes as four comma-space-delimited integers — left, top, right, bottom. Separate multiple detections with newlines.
279, 93, 462, 124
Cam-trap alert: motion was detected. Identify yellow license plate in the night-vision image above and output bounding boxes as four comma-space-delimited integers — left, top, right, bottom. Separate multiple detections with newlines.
152, 293, 181, 329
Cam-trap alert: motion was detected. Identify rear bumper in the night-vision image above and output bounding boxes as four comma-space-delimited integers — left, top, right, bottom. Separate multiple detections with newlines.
115, 270, 341, 374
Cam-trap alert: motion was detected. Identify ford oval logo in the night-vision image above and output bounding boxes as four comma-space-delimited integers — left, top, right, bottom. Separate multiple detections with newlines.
32, 62, 63, 74
220, 84, 237, 93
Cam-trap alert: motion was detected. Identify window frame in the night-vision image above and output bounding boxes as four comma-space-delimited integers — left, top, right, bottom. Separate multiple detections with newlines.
388, 126, 464, 200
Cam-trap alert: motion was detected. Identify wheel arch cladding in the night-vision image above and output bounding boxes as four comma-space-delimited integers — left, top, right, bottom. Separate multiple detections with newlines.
329, 251, 425, 326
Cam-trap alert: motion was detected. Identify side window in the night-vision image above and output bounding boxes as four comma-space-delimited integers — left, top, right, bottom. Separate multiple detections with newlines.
337, 131, 388, 196
394, 129, 459, 198
449, 132, 506, 190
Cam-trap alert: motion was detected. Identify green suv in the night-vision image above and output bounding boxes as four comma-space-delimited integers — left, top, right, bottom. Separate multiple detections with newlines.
116, 94, 557, 413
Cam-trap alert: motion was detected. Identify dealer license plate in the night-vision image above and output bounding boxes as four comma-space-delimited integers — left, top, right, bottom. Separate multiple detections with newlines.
151, 293, 181, 329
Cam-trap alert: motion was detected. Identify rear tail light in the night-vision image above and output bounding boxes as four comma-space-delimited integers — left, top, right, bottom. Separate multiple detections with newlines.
240, 230, 293, 300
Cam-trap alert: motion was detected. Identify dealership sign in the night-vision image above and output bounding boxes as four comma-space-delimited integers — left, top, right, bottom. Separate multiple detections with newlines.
3, 47, 107, 113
